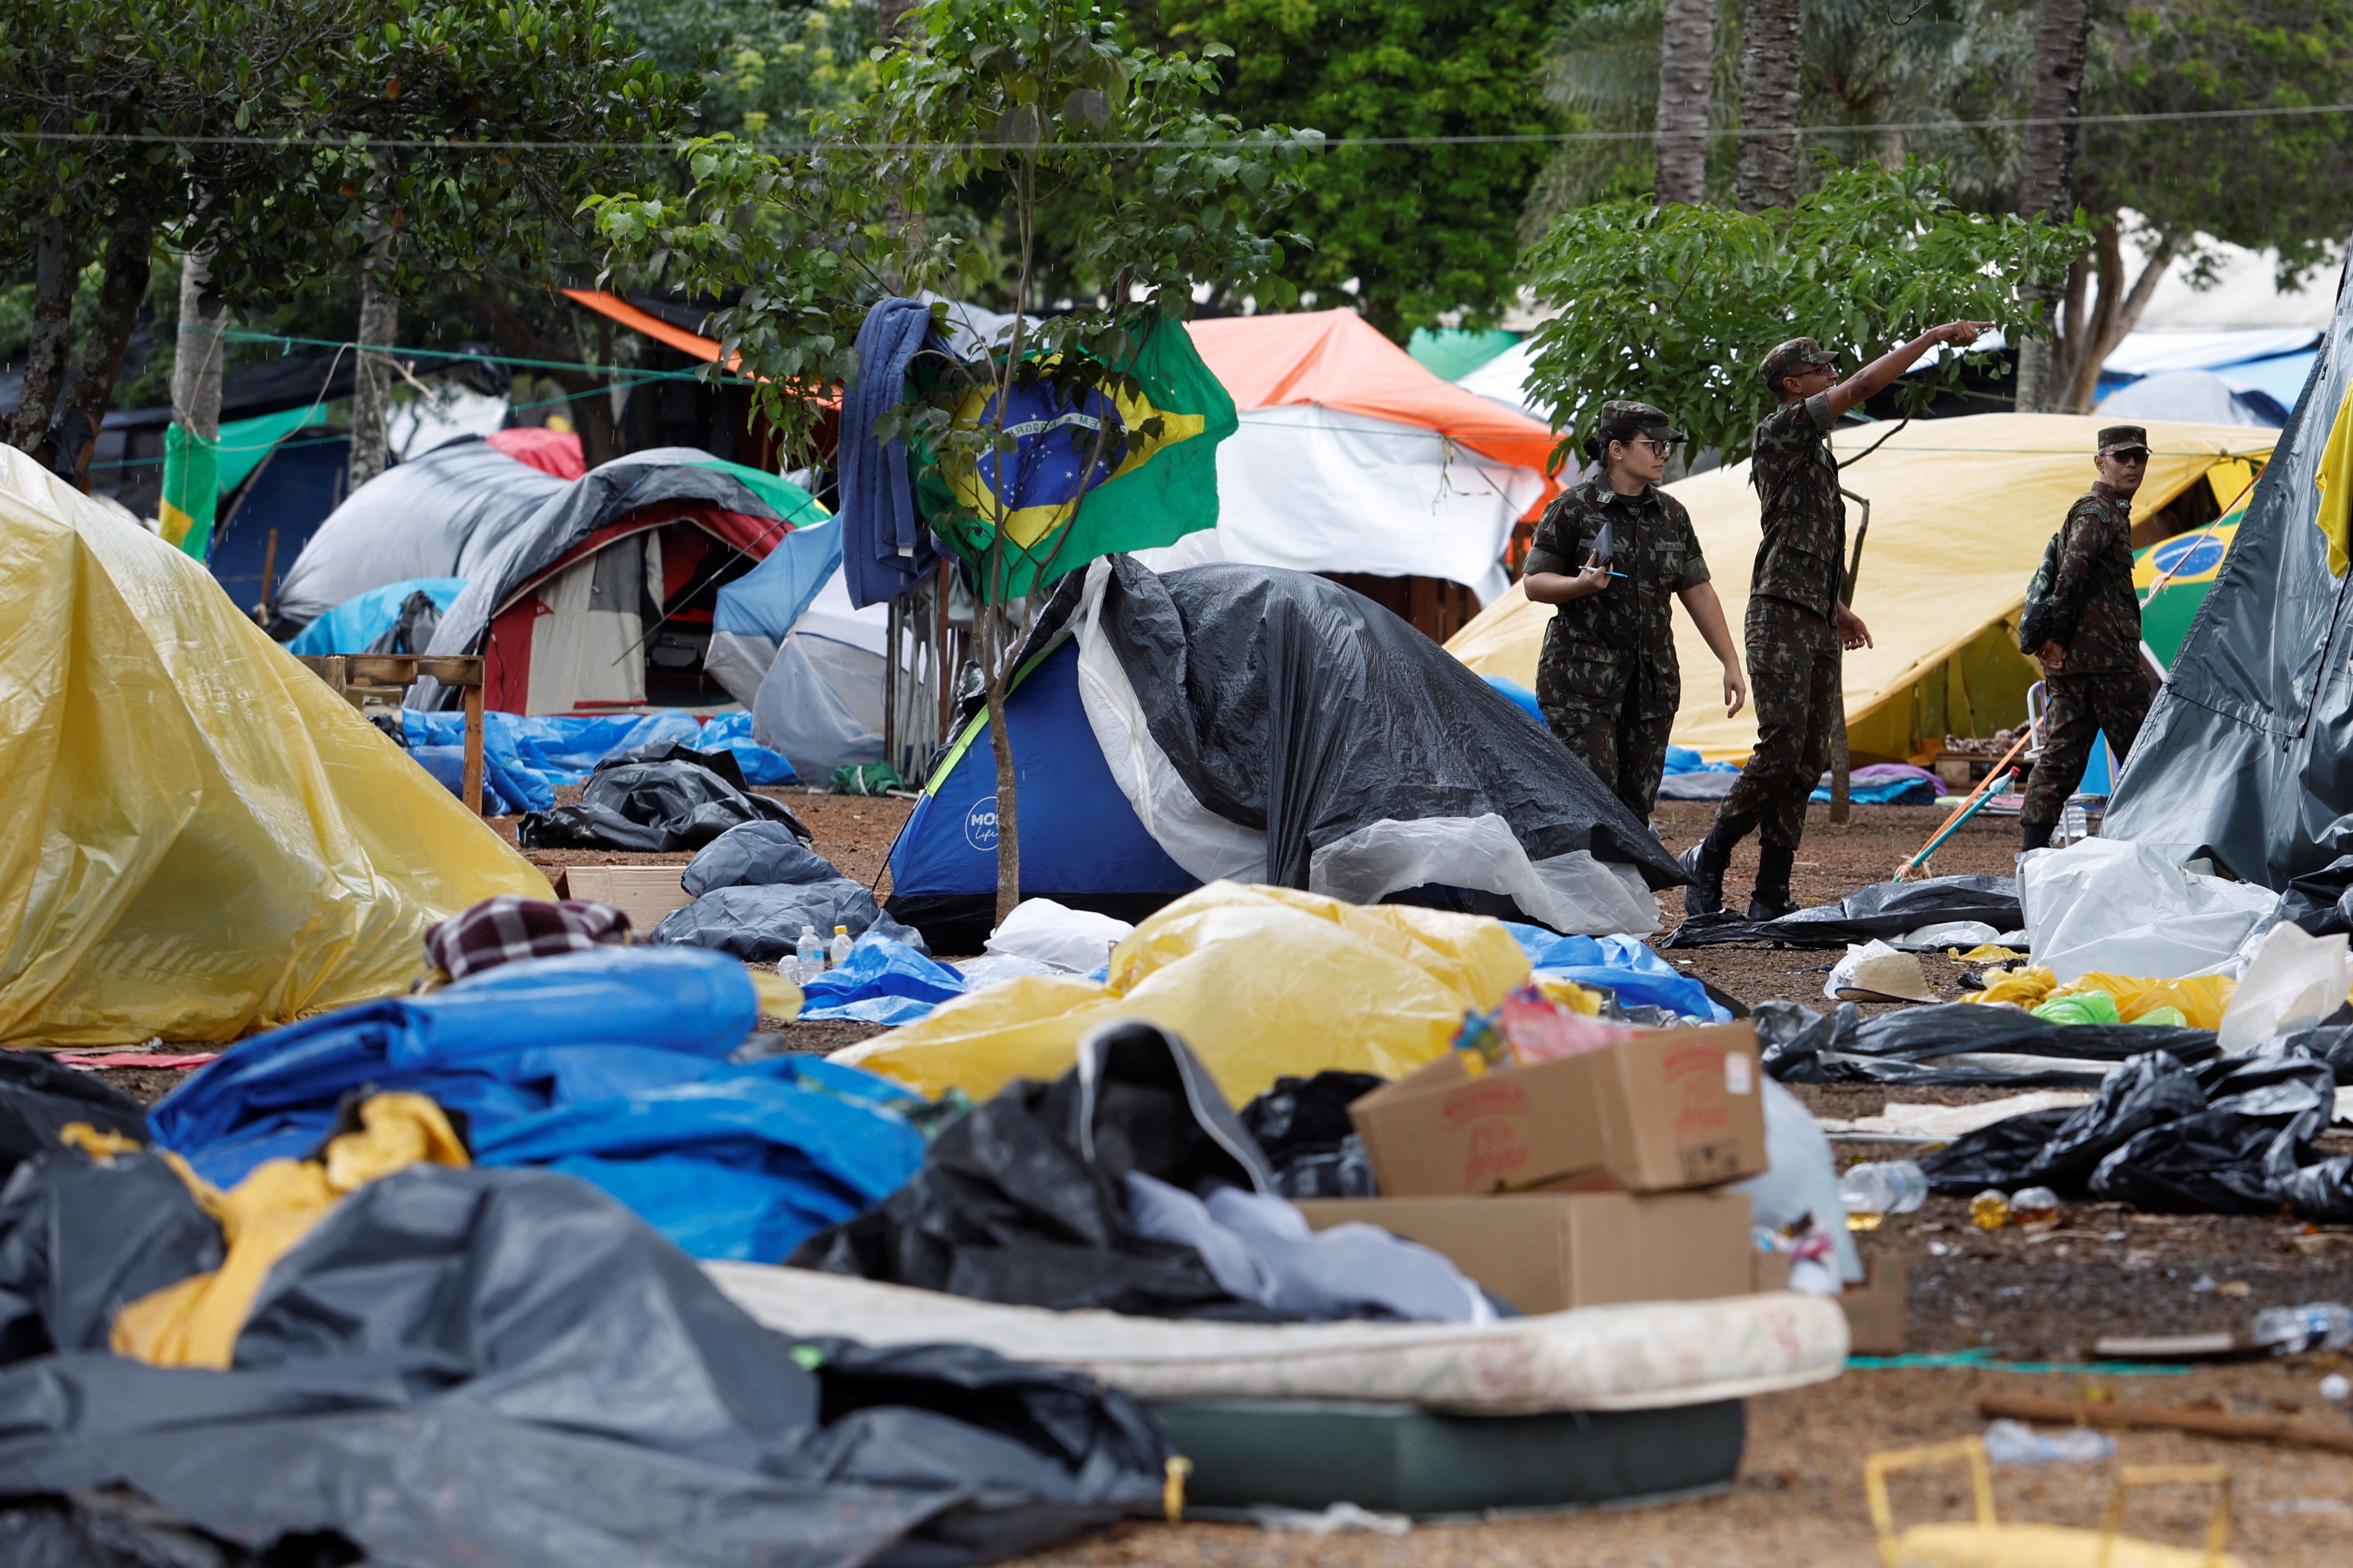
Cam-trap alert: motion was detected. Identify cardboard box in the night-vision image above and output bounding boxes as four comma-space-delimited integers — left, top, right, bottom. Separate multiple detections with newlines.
1346, 1022, 1768, 1197
1841, 1256, 1907, 1355
1293, 1190, 1753, 1315
561, 865, 693, 931
1750, 1248, 1792, 1294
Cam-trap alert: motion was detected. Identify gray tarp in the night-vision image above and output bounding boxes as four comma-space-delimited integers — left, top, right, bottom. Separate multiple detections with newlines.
2104, 265, 2352, 885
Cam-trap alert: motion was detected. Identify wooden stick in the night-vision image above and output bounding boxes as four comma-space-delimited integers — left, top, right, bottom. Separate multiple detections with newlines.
1979, 1392, 2353, 1458
1895, 728, 2033, 879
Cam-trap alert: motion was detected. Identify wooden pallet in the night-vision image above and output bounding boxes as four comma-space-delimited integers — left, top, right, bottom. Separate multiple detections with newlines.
296, 653, 486, 816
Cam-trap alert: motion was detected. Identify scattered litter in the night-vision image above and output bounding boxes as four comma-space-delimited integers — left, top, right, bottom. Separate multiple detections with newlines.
1663, 874, 2021, 950
2251, 1302, 2353, 1354
1249, 1502, 1412, 1536
2266, 1497, 2353, 1516
1837, 1160, 1928, 1228
797, 934, 967, 1024
518, 745, 810, 852
1739, 1077, 1863, 1281
1979, 1390, 2353, 1457
1828, 941, 1937, 1004
1817, 1091, 2095, 1142
1242, 1071, 1386, 1199
1757, 999, 2217, 1087
1972, 1190, 2012, 1229
2020, 838, 2279, 984
1508, 924, 1730, 1021
953, 951, 1064, 991
2217, 922, 2351, 1054
1981, 1417, 2116, 1465
2319, 1372, 2351, 1402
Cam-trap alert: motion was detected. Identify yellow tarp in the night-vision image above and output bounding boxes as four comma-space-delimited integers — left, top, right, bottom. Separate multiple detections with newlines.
114, 1093, 469, 1368
0, 445, 549, 1044
1446, 414, 2275, 763
832, 882, 1531, 1105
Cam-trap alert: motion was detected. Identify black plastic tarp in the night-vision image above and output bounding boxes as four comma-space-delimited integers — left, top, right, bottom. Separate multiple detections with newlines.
791, 1021, 1290, 1319
1239, 1072, 1385, 1200
1919, 1050, 2353, 1219
1756, 999, 2219, 1086
1663, 874, 2022, 949
0, 1156, 1171, 1568
651, 822, 927, 958
1082, 556, 1684, 926
0, 1057, 148, 1183
519, 745, 809, 852
2101, 265, 2351, 886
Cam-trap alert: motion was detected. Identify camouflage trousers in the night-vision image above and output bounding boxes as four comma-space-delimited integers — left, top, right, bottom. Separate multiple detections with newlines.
1540, 655, 1677, 822
2022, 671, 2152, 827
1714, 596, 1841, 851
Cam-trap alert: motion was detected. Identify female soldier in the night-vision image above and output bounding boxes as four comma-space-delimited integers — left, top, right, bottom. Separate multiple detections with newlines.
1523, 400, 1747, 824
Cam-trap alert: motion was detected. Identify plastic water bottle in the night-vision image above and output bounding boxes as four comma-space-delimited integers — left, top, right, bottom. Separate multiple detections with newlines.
2059, 800, 2089, 845
2252, 1302, 2353, 1354
794, 924, 822, 983
1837, 1160, 1928, 1230
828, 924, 853, 968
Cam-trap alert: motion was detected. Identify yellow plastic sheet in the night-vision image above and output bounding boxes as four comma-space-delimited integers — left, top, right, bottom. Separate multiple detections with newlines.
832, 882, 1532, 1105
113, 1094, 469, 1368
2056, 973, 2237, 1030
1447, 414, 2276, 762
0, 446, 549, 1044
1965, 966, 2058, 1008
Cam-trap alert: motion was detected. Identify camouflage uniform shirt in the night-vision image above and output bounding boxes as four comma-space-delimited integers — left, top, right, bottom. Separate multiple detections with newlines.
1748, 391, 1845, 622
1527, 478, 1712, 715
2046, 483, 2141, 674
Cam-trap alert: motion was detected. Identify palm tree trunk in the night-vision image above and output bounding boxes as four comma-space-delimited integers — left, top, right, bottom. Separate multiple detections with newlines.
1654, 0, 1717, 206
1735, 0, 1803, 212
2011, 0, 2094, 412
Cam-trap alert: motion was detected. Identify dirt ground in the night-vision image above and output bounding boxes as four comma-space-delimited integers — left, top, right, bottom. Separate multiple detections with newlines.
82, 794, 2353, 1563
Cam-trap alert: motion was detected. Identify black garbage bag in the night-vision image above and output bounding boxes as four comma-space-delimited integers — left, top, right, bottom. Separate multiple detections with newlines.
790, 1021, 1287, 1319
1662, 874, 2021, 950
0, 1487, 346, 1568
518, 744, 809, 852
1240, 1072, 1386, 1199
2280, 854, 2353, 937
0, 1161, 1171, 1568
1756, 999, 2218, 1086
0, 1056, 150, 1183
2276, 1024, 2353, 1083
0, 1150, 225, 1364
363, 588, 441, 657
1918, 1052, 2209, 1194
651, 821, 927, 960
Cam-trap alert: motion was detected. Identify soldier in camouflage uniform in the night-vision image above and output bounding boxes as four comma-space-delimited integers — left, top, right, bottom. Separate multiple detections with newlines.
1526, 401, 1747, 822
2021, 425, 2154, 849
1682, 322, 1991, 918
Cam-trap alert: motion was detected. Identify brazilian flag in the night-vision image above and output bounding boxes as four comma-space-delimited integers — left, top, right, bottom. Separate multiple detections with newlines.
919, 310, 1234, 597
158, 423, 219, 558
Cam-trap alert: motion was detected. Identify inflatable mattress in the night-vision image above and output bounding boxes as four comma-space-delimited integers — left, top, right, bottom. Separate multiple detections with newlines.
704, 1266, 1848, 1415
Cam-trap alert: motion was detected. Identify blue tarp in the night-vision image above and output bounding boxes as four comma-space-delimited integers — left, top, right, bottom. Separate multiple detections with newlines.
798, 933, 969, 1025
713, 517, 845, 639
287, 577, 469, 655
400, 708, 798, 812
1665, 745, 1740, 775
1482, 675, 1545, 726
147, 946, 925, 1260
1505, 923, 1730, 1022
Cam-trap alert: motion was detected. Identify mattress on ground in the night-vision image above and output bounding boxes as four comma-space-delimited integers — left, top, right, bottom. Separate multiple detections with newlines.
704, 1265, 1848, 1415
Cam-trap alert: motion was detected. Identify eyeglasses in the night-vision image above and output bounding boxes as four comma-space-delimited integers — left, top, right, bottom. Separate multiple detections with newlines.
1627, 436, 1681, 453
2105, 450, 2150, 462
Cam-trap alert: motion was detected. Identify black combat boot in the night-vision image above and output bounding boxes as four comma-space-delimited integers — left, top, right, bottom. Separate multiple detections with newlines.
1679, 823, 1736, 917
2021, 819, 2055, 852
1747, 843, 1799, 920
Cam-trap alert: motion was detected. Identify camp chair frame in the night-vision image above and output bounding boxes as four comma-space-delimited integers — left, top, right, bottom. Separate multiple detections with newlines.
298, 653, 486, 816
1865, 1438, 2234, 1568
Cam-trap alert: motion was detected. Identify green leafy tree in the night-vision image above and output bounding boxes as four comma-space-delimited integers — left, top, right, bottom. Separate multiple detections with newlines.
1149, 0, 1558, 337
590, 0, 1314, 918
1519, 160, 2085, 463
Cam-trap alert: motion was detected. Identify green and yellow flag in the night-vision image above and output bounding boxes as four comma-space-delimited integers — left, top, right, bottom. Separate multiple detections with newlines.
919, 311, 1235, 598
158, 422, 219, 558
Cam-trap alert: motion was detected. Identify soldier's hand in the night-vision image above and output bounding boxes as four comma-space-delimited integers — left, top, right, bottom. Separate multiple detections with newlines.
1941, 321, 1995, 347
1570, 551, 1610, 597
1723, 663, 1748, 719
2036, 640, 2066, 671
1835, 603, 1874, 651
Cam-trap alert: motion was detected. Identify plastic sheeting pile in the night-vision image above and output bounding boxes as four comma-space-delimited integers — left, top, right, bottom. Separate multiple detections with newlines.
0, 444, 550, 1045
149, 946, 925, 1261
403, 706, 795, 813
1757, 999, 2221, 1087
1919, 1046, 2353, 1220
651, 822, 928, 961
519, 744, 810, 852
833, 882, 1532, 1105
1663, 876, 2023, 950
0, 1153, 1170, 1567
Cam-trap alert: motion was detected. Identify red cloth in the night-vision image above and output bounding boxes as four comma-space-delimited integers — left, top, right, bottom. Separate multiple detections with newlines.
488, 426, 589, 481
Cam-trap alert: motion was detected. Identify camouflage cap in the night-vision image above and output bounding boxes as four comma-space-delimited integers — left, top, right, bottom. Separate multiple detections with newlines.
1593, 399, 1687, 444
1760, 336, 1839, 388
2097, 424, 2151, 456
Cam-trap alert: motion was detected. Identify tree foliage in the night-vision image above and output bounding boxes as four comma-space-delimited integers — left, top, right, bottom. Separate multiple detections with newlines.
1149, 0, 1559, 337
1520, 161, 2086, 463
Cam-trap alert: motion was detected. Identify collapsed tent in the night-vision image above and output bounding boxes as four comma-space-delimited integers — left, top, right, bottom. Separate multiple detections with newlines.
1180, 311, 1560, 615
885, 558, 1681, 950
0, 445, 547, 1044
2104, 268, 2353, 885
1447, 414, 2274, 762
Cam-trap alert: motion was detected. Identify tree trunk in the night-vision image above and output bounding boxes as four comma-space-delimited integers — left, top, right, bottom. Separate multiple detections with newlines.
171, 247, 226, 444
63, 198, 160, 489
1735, 0, 1803, 212
349, 237, 399, 490
981, 612, 1021, 927
1654, 0, 1717, 206
5, 218, 81, 453
2010, 0, 2095, 413
2060, 224, 2180, 414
